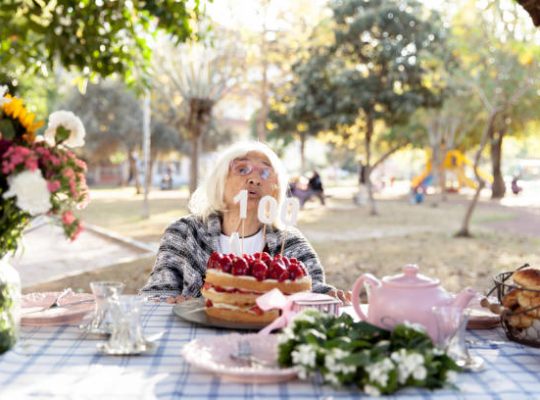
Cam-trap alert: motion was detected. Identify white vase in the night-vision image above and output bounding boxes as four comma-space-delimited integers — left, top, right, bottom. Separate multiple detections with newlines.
0, 256, 21, 354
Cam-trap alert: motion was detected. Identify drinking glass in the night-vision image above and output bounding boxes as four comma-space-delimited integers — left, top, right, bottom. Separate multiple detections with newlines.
432, 305, 484, 372
106, 295, 147, 354
84, 281, 125, 335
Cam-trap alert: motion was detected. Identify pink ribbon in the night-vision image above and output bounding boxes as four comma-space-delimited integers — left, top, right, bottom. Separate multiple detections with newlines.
256, 288, 335, 335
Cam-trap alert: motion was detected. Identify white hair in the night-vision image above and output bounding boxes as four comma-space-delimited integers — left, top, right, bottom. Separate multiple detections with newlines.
188, 141, 289, 225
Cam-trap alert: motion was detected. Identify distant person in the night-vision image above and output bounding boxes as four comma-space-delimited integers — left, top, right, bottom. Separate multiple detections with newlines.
511, 175, 523, 195
308, 170, 325, 206
160, 165, 173, 190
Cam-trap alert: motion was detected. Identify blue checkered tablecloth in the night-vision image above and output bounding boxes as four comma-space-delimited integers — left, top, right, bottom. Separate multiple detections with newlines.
1, 301, 540, 399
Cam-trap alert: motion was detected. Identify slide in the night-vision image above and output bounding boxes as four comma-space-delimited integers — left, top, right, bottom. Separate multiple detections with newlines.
461, 156, 493, 184
455, 169, 477, 189
411, 166, 432, 189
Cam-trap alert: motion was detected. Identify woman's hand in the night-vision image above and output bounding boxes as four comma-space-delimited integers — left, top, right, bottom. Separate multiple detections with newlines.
166, 295, 192, 304
327, 289, 352, 306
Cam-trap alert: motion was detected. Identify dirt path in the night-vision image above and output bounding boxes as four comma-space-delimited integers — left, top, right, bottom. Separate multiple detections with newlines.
484, 206, 540, 238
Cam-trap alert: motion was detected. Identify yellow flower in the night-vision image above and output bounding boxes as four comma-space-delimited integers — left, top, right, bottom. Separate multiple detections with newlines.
1, 94, 44, 144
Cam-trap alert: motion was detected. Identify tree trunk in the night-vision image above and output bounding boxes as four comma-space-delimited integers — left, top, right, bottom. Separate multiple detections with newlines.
490, 126, 506, 199
456, 111, 498, 237
188, 98, 213, 194
364, 113, 377, 216
128, 149, 142, 195
430, 145, 441, 207
189, 130, 200, 195
300, 132, 306, 174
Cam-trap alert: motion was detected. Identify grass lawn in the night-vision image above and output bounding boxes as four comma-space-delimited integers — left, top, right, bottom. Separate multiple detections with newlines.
30, 186, 539, 295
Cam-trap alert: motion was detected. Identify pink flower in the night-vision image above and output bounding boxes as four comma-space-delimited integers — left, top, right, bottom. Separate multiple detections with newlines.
62, 210, 76, 225
70, 222, 83, 241
47, 180, 61, 193
25, 157, 38, 171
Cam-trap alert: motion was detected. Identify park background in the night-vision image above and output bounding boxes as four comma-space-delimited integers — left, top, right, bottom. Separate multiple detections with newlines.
2, 0, 540, 296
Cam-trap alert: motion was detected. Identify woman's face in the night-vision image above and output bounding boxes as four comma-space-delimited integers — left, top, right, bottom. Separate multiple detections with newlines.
223, 151, 279, 216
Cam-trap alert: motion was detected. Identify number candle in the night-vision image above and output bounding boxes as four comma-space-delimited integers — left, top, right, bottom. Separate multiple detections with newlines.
280, 197, 300, 255
233, 190, 248, 253
257, 196, 278, 258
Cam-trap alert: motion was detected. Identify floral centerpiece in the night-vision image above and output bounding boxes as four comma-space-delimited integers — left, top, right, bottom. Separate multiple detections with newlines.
278, 309, 461, 396
0, 85, 89, 354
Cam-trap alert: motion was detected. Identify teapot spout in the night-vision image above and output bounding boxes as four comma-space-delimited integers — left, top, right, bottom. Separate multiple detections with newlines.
452, 287, 477, 309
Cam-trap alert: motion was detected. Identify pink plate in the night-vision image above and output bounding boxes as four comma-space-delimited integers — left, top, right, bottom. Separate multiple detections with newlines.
181, 333, 297, 383
21, 291, 95, 327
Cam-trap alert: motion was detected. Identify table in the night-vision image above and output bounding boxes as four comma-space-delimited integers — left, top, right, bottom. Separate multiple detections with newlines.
1, 301, 540, 399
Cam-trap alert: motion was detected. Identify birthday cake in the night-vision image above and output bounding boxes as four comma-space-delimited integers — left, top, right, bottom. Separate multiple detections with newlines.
202, 252, 312, 324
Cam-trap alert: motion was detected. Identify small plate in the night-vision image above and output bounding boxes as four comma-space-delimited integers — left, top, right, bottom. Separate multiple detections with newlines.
172, 298, 268, 331
96, 340, 157, 356
21, 292, 94, 327
181, 333, 297, 383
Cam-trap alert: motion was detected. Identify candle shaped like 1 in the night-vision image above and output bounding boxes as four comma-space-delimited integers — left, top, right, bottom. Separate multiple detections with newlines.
280, 197, 300, 255
233, 189, 248, 253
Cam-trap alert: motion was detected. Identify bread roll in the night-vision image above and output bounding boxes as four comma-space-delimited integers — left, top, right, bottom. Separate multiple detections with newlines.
502, 289, 520, 310
512, 267, 540, 290
506, 307, 535, 329
517, 291, 540, 318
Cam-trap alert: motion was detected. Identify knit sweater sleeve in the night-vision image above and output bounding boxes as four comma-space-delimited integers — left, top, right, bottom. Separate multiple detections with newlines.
139, 216, 208, 297
282, 227, 335, 294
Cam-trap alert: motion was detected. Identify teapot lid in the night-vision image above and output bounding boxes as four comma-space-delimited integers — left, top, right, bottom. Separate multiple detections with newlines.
382, 264, 439, 288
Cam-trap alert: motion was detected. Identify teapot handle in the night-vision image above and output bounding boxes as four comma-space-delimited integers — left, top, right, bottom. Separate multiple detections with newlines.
351, 273, 381, 321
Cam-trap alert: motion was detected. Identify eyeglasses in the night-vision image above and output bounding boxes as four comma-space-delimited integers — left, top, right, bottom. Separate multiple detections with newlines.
230, 159, 275, 181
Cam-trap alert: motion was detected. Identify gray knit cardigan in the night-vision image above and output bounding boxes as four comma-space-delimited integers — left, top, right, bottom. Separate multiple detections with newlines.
140, 212, 334, 297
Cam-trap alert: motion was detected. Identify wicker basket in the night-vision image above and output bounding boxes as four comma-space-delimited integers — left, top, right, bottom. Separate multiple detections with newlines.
491, 264, 540, 348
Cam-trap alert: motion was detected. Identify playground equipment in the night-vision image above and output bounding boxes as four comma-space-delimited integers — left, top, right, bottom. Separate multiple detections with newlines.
411, 149, 492, 192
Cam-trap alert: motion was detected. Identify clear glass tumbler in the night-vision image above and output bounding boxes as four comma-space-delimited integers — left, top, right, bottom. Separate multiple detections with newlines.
85, 281, 125, 335
106, 295, 146, 354
432, 305, 484, 372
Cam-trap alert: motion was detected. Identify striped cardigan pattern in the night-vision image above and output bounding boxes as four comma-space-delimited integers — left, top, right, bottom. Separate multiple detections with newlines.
140, 212, 334, 297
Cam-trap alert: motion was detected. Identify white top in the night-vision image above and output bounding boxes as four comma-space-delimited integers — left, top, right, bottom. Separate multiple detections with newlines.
219, 229, 265, 255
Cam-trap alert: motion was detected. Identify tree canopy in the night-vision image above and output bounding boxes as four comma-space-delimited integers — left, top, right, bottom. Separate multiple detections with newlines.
0, 0, 203, 88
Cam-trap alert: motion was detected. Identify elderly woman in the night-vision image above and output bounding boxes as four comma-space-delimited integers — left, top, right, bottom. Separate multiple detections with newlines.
141, 141, 348, 303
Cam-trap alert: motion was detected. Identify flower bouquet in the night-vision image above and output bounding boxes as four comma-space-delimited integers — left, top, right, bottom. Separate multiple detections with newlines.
0, 85, 89, 257
278, 309, 461, 396
0, 85, 88, 354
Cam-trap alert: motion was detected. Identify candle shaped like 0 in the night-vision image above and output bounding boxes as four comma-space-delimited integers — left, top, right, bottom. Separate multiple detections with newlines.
279, 197, 300, 255
257, 196, 278, 224
280, 197, 300, 226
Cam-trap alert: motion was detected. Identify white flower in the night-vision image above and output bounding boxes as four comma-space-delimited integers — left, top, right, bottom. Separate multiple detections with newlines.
325, 348, 355, 375
324, 371, 341, 386
3, 170, 51, 215
292, 311, 317, 325
391, 350, 426, 384
0, 85, 11, 106
364, 384, 381, 397
278, 326, 295, 344
44, 110, 86, 147
294, 365, 310, 380
403, 320, 427, 333
368, 358, 394, 387
291, 344, 317, 368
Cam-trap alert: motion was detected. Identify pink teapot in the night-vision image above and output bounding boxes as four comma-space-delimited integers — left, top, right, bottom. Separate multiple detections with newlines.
351, 264, 476, 341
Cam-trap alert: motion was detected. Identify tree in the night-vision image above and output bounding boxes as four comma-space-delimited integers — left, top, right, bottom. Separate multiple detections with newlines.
281, 0, 448, 215
62, 80, 182, 192
450, 2, 539, 236
153, 29, 243, 194
0, 0, 203, 88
